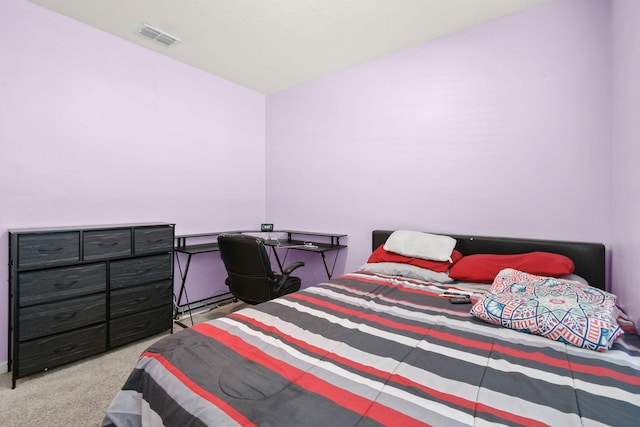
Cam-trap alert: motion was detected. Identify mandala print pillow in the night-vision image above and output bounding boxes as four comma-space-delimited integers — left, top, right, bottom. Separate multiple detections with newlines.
470, 268, 623, 352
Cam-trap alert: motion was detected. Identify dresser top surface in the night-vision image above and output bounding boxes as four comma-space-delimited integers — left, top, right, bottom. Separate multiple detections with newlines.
9, 222, 174, 234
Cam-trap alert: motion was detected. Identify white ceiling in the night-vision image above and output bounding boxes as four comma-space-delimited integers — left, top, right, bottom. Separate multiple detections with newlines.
27, 0, 547, 94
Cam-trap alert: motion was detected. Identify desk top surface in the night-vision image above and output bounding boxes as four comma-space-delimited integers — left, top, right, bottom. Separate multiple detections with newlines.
279, 230, 347, 238
175, 229, 347, 239
174, 230, 347, 253
174, 242, 220, 254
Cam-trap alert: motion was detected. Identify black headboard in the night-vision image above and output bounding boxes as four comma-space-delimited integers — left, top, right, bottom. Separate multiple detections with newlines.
372, 230, 606, 290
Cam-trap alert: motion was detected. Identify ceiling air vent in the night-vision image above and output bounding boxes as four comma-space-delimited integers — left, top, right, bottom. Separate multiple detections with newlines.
138, 23, 180, 47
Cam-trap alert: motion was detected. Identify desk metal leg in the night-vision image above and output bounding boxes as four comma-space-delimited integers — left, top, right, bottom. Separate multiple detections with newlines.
271, 247, 284, 273
174, 252, 194, 328
272, 247, 341, 280
320, 253, 331, 279
320, 250, 341, 280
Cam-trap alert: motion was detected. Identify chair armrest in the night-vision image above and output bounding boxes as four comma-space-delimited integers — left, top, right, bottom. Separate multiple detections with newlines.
282, 261, 305, 275
274, 261, 305, 294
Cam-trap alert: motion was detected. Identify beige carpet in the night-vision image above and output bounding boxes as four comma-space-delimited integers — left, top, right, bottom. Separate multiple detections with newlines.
0, 300, 246, 427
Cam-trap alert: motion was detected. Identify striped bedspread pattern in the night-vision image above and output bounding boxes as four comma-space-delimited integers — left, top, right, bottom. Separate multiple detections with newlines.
103, 272, 640, 427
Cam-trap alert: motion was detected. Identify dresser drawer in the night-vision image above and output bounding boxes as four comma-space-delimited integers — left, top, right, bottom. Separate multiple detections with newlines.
17, 232, 80, 269
110, 280, 172, 318
17, 324, 106, 378
110, 305, 172, 348
134, 226, 174, 255
19, 293, 106, 341
18, 264, 106, 307
83, 229, 131, 260
110, 254, 172, 289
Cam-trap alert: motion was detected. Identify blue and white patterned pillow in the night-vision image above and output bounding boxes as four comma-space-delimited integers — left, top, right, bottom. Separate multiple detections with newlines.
470, 269, 622, 352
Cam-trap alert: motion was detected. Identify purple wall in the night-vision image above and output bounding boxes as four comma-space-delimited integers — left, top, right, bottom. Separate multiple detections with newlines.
611, 0, 640, 327
0, 1, 266, 366
266, 0, 612, 285
2, 0, 639, 368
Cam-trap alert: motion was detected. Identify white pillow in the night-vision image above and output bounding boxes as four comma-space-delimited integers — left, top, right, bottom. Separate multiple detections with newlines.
384, 230, 456, 262
359, 262, 454, 283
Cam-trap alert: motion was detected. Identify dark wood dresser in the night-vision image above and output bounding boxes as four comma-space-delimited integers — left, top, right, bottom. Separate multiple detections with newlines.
8, 223, 174, 388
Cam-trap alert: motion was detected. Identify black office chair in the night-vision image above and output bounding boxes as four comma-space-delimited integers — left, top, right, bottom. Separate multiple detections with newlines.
217, 234, 304, 305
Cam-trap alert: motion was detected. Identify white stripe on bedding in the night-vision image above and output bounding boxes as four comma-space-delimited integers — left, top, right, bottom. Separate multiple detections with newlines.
573, 379, 640, 406
103, 390, 146, 427
475, 386, 584, 427
139, 393, 165, 427
379, 383, 474, 426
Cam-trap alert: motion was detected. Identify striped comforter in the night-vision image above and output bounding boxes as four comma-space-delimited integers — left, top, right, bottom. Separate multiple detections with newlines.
103, 272, 640, 426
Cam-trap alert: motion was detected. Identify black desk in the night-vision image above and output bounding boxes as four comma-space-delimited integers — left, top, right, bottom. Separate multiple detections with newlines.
264, 230, 347, 280
173, 229, 347, 325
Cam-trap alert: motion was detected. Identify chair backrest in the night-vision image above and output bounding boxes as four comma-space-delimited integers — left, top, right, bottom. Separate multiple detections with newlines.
217, 234, 277, 304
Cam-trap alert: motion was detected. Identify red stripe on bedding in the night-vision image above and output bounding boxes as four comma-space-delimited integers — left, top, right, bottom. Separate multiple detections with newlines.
142, 352, 255, 427
193, 322, 431, 427
303, 290, 640, 387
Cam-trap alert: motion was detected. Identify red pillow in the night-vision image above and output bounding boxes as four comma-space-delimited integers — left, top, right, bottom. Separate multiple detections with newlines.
368, 245, 462, 273
448, 252, 575, 283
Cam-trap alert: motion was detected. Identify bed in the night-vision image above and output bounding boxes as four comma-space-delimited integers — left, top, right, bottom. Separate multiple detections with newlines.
103, 230, 640, 427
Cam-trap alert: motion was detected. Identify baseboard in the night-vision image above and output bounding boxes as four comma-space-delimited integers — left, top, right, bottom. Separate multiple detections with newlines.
0, 361, 7, 374
174, 293, 234, 320
175, 298, 235, 320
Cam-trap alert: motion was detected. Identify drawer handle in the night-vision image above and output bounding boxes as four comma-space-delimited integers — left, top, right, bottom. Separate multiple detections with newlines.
38, 247, 63, 253
147, 239, 165, 244
54, 344, 78, 355
54, 312, 78, 322
98, 242, 119, 247
134, 296, 150, 303
134, 321, 151, 330
54, 280, 78, 290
